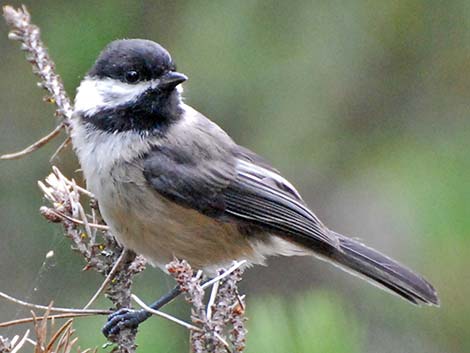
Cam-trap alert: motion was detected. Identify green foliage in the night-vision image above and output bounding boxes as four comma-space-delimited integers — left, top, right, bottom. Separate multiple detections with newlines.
246, 292, 364, 353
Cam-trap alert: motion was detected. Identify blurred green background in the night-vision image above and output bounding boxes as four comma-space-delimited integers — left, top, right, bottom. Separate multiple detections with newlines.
1, 0, 468, 352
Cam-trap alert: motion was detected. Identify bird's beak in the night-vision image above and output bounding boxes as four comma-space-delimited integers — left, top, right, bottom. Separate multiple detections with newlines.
158, 71, 188, 90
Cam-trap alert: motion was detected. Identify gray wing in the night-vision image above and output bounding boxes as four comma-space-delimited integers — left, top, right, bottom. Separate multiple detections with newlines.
143, 145, 339, 249
142, 145, 235, 217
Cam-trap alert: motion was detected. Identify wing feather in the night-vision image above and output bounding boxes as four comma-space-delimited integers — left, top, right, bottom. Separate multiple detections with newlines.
225, 159, 339, 249
143, 143, 339, 250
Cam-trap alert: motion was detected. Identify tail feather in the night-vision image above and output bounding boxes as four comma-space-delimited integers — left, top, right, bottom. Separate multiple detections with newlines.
321, 232, 439, 306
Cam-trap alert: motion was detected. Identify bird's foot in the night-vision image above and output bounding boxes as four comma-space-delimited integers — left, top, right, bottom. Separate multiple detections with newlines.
102, 286, 182, 338
102, 308, 151, 338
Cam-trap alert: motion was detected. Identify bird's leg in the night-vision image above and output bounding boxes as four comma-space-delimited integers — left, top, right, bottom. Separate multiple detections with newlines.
102, 285, 182, 338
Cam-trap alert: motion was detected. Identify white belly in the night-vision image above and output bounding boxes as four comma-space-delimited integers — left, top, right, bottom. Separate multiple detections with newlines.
98, 174, 259, 271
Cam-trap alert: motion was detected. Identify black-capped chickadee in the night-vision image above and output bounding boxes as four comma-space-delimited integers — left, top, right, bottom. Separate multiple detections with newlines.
71, 39, 439, 335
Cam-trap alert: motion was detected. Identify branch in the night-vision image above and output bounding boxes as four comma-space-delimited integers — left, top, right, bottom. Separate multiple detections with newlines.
82, 250, 128, 310
0, 123, 64, 160
0, 290, 110, 315
130, 295, 200, 331
0, 314, 97, 330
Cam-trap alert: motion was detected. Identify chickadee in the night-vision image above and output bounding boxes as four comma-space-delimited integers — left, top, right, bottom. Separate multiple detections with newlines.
71, 39, 438, 334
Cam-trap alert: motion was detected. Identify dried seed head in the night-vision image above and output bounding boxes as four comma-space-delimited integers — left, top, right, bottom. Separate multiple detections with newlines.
39, 206, 62, 222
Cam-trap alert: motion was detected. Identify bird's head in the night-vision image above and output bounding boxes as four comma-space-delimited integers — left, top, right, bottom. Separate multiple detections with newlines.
74, 39, 188, 134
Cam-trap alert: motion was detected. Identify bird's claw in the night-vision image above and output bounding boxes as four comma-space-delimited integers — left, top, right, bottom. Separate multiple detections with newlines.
102, 308, 150, 338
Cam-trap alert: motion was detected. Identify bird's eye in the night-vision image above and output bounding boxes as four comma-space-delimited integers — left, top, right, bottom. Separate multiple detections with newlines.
125, 70, 140, 84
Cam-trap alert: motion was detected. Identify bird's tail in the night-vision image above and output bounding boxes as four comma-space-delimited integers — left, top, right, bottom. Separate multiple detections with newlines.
317, 231, 439, 306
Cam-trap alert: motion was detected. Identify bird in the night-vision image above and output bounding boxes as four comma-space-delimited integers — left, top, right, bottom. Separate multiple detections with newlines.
70, 39, 439, 336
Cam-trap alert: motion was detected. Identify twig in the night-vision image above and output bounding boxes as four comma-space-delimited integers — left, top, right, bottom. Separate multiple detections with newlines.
236, 294, 246, 311
9, 334, 21, 347
0, 313, 106, 329
25, 338, 38, 347
65, 337, 79, 353
0, 123, 64, 160
0, 290, 110, 315
130, 294, 200, 331
201, 260, 247, 289
77, 198, 94, 238
49, 136, 71, 162
82, 250, 128, 310
214, 334, 232, 353
45, 319, 73, 353
206, 279, 220, 320
51, 166, 94, 197
9, 329, 29, 353
41, 208, 109, 230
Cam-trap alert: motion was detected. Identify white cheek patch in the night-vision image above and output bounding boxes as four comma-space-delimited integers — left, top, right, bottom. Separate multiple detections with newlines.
74, 77, 160, 116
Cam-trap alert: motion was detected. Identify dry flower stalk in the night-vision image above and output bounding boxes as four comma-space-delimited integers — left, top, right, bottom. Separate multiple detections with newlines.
26, 307, 95, 353
1, 5, 71, 160
3, 5, 72, 121
0, 305, 90, 353
38, 167, 146, 353
168, 260, 247, 353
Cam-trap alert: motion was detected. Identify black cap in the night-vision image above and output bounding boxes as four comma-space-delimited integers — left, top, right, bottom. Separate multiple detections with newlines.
88, 39, 178, 83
